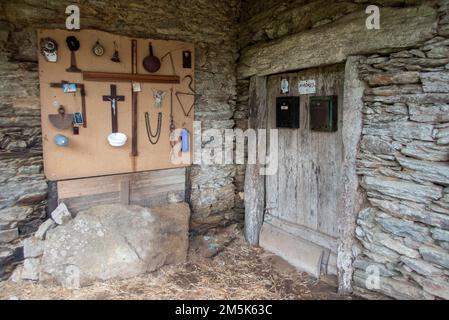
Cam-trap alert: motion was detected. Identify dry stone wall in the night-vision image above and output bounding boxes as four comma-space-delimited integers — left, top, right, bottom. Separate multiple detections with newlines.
0, 0, 241, 279
353, 2, 449, 299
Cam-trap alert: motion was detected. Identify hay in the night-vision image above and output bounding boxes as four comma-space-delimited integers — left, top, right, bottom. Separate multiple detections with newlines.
0, 231, 352, 300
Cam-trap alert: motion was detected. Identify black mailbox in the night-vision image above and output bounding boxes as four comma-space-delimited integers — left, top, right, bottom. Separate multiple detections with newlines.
310, 95, 338, 132
276, 96, 300, 128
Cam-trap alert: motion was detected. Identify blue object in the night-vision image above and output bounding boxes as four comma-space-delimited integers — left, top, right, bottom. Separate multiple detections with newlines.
54, 134, 69, 147
181, 128, 189, 152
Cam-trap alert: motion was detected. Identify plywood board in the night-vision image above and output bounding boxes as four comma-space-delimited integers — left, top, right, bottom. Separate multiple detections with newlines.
38, 29, 195, 180
58, 168, 186, 214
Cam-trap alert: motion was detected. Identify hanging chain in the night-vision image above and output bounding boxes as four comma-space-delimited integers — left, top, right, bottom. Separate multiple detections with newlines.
145, 112, 162, 145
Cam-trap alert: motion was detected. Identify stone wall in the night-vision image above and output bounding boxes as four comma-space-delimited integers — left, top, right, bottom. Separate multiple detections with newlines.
353, 2, 449, 300
0, 0, 241, 279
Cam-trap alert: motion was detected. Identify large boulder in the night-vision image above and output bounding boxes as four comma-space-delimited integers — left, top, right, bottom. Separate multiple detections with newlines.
39, 203, 190, 288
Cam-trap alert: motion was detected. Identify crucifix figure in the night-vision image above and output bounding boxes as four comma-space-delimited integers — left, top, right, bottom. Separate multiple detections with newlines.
103, 84, 125, 133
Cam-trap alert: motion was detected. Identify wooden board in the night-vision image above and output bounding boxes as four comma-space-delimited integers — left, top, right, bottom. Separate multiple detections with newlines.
264, 64, 345, 275
58, 168, 186, 214
38, 29, 195, 180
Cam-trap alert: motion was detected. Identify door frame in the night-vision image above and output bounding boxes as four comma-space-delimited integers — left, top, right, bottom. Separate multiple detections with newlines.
244, 56, 366, 294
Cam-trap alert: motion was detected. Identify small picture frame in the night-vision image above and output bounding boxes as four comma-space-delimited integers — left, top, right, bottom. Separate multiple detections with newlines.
62, 83, 77, 93
73, 112, 84, 125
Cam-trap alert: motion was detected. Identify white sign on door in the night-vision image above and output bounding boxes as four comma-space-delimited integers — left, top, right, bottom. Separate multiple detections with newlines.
298, 80, 316, 95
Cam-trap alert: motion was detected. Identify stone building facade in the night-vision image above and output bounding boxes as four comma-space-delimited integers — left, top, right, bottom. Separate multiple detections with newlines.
1, 0, 449, 300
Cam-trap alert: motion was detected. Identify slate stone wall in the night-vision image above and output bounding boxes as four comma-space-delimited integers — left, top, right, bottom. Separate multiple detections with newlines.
0, 0, 241, 279
353, 2, 449, 300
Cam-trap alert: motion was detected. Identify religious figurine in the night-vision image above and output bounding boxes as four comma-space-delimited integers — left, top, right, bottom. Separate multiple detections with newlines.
152, 89, 166, 108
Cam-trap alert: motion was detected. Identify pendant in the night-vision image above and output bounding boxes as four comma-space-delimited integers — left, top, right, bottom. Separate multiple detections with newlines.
92, 40, 105, 57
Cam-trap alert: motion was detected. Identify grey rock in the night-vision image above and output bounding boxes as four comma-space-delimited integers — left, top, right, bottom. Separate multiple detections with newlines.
431, 228, 449, 242
23, 237, 44, 258
400, 256, 443, 277
419, 245, 449, 268
0, 221, 17, 231
410, 273, 449, 300
376, 214, 433, 244
0, 228, 19, 243
370, 199, 449, 230
408, 103, 449, 123
421, 72, 449, 93
365, 72, 420, 86
40, 203, 190, 288
362, 122, 434, 142
397, 156, 449, 186
0, 247, 14, 263
361, 135, 396, 155
34, 219, 55, 240
9, 265, 23, 283
353, 269, 434, 300
50, 202, 72, 225
353, 257, 399, 277
362, 176, 442, 203
374, 232, 420, 258
21, 258, 40, 281
401, 141, 449, 162
167, 192, 184, 204
359, 239, 400, 263
0, 206, 33, 223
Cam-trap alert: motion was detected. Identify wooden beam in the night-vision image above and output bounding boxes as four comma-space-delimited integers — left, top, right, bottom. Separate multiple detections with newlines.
238, 5, 436, 78
244, 75, 267, 245
82, 71, 180, 84
337, 56, 366, 295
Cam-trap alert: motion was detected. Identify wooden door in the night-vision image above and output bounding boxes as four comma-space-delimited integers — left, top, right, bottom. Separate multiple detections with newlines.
262, 64, 345, 277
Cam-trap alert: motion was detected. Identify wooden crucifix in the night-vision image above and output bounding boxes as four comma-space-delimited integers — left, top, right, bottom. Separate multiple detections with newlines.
102, 85, 125, 133
82, 39, 180, 168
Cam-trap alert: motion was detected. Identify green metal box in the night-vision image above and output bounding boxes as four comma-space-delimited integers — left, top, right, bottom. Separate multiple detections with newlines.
309, 95, 338, 132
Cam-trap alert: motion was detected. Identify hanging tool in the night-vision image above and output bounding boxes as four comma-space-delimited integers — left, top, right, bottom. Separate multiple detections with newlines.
48, 105, 73, 130
131, 39, 139, 157
161, 51, 177, 76
143, 42, 161, 73
65, 36, 81, 73
175, 75, 201, 117
111, 41, 120, 63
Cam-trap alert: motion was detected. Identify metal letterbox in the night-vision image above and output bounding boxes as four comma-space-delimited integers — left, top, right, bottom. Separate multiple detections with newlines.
310, 96, 338, 132
276, 96, 299, 128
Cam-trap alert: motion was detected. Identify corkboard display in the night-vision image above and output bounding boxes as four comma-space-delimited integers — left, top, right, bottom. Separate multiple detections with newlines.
37, 29, 195, 181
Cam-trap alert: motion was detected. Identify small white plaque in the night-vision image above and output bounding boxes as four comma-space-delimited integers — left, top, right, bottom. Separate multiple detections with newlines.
298, 80, 316, 95
132, 82, 141, 92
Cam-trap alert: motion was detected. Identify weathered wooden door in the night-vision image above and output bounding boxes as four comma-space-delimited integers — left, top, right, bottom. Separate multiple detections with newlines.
261, 64, 345, 278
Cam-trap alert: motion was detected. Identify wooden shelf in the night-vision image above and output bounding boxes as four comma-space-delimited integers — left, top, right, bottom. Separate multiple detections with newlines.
82, 71, 180, 84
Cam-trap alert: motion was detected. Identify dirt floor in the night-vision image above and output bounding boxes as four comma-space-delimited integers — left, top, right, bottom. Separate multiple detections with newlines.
0, 225, 358, 300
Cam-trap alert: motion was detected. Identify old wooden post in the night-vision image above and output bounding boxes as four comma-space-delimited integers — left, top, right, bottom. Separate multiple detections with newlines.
337, 56, 365, 294
244, 76, 267, 245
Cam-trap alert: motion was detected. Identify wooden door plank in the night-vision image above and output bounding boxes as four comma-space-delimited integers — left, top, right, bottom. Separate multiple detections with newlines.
278, 74, 298, 224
